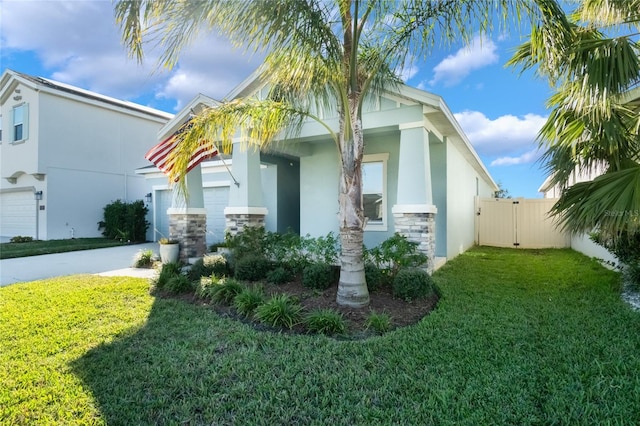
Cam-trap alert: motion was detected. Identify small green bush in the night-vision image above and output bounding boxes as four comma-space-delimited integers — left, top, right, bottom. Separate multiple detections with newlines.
208, 278, 244, 304
393, 267, 434, 301
304, 309, 347, 335
302, 262, 336, 290
133, 249, 154, 268
365, 311, 392, 334
188, 254, 229, 281
234, 254, 272, 281
233, 287, 265, 317
365, 233, 428, 282
165, 274, 194, 294
154, 262, 182, 292
254, 294, 303, 329
10, 236, 33, 243
364, 263, 383, 291
266, 266, 293, 285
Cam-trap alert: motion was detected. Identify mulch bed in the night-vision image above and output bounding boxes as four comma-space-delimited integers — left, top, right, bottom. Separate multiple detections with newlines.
173, 277, 439, 339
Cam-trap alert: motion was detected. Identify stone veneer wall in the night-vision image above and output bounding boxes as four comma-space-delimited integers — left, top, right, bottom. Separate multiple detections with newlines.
225, 213, 266, 237
393, 212, 436, 273
169, 213, 207, 261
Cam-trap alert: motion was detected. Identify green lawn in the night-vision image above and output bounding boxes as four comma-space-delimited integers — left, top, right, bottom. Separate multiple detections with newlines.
1, 247, 639, 425
0, 238, 126, 259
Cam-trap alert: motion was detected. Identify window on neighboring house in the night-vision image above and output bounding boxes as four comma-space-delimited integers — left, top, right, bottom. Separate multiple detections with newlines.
362, 153, 388, 231
12, 104, 28, 143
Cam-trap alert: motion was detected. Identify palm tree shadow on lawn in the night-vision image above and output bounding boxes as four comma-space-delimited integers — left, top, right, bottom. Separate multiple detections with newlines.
70, 286, 438, 424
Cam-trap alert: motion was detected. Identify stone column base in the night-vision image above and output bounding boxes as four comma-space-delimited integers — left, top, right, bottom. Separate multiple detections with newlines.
392, 205, 437, 273
168, 208, 207, 261
224, 207, 268, 237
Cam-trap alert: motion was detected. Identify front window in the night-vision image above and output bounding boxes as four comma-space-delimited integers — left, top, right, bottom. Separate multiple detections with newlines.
12, 104, 28, 142
363, 153, 388, 231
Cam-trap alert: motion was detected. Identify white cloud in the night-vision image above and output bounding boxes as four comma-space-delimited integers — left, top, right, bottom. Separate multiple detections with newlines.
490, 149, 540, 166
155, 34, 262, 110
454, 110, 547, 157
0, 0, 260, 110
429, 35, 498, 87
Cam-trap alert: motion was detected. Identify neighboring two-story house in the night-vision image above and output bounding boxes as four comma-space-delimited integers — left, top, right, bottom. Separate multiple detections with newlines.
0, 70, 172, 241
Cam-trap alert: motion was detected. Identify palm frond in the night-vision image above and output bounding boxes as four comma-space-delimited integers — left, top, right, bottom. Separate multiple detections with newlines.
552, 161, 640, 236
167, 99, 312, 193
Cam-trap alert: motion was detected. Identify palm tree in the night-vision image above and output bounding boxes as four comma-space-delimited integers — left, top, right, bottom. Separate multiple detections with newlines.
509, 0, 640, 239
116, 0, 523, 307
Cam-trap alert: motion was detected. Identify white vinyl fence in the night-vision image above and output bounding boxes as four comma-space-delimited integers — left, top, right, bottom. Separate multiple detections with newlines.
475, 197, 570, 249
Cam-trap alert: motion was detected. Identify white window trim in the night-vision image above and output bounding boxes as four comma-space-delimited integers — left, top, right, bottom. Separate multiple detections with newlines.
11, 103, 29, 144
363, 153, 389, 232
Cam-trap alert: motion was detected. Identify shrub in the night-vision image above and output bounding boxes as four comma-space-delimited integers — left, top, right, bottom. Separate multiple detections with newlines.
305, 232, 340, 265
263, 231, 310, 273
254, 294, 303, 329
302, 262, 336, 290
233, 287, 265, 317
266, 266, 293, 285
10, 236, 33, 243
364, 263, 383, 291
365, 233, 428, 283
304, 309, 347, 335
234, 254, 272, 282
188, 254, 229, 281
153, 262, 182, 292
226, 226, 267, 259
165, 274, 194, 294
208, 278, 244, 304
98, 199, 149, 242
365, 311, 393, 334
393, 267, 434, 301
133, 249, 154, 268
591, 231, 640, 288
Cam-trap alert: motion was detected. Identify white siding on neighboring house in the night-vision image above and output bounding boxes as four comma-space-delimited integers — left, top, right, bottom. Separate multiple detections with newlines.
0, 69, 172, 240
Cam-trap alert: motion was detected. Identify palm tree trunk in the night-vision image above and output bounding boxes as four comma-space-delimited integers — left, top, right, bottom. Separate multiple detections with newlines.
336, 97, 369, 308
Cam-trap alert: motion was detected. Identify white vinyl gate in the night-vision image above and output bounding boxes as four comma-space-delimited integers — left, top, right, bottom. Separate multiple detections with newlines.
475, 197, 569, 249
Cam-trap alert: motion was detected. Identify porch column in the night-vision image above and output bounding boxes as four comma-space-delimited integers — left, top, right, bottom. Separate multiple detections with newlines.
224, 141, 268, 236
393, 123, 437, 272
168, 164, 207, 261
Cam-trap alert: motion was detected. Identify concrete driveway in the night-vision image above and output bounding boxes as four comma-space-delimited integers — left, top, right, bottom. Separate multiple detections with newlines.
0, 243, 158, 287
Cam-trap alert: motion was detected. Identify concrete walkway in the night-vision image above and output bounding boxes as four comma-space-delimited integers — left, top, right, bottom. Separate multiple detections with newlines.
0, 243, 159, 287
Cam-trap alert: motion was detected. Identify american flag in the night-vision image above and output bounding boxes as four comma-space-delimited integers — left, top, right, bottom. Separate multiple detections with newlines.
145, 121, 218, 181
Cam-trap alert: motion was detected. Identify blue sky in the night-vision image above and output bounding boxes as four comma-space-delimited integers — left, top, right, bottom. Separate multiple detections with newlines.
0, 0, 554, 197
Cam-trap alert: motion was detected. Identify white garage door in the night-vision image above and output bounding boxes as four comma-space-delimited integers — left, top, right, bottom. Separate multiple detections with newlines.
203, 186, 230, 244
0, 191, 36, 239
155, 186, 229, 246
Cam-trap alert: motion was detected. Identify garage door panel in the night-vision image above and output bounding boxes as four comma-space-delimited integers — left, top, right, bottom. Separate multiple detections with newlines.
0, 191, 36, 238
155, 186, 229, 246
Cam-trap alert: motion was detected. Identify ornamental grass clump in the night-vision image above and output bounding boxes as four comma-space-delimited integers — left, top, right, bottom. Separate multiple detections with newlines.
133, 249, 154, 268
233, 287, 265, 317
364, 311, 393, 334
254, 294, 303, 329
152, 262, 182, 293
304, 309, 347, 336
208, 277, 244, 304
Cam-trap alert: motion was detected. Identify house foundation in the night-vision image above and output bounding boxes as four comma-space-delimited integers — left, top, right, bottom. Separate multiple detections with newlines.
392, 205, 437, 273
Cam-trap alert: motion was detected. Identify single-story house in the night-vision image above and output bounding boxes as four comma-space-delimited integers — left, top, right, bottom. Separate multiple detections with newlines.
139, 72, 498, 268
0, 69, 173, 241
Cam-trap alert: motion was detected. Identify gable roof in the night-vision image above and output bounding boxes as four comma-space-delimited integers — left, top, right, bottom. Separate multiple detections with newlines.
225, 69, 497, 190
0, 69, 173, 122
157, 93, 220, 140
